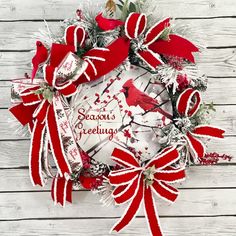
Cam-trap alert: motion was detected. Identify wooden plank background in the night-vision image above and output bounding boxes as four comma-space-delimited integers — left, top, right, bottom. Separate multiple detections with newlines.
0, 0, 236, 235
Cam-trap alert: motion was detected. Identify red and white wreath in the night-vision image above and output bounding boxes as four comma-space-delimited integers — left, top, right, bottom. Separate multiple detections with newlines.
9, 1, 231, 235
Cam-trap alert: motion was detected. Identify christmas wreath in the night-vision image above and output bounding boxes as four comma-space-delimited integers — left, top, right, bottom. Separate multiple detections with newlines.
9, 1, 231, 235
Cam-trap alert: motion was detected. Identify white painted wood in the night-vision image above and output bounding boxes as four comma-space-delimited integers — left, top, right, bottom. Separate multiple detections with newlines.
1, 165, 236, 192
0, 0, 236, 20
0, 189, 236, 219
1, 18, 236, 50
197, 48, 236, 78
0, 217, 236, 236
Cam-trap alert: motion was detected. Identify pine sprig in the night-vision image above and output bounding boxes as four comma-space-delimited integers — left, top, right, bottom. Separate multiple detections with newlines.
191, 102, 216, 126
116, 0, 146, 21
33, 83, 54, 104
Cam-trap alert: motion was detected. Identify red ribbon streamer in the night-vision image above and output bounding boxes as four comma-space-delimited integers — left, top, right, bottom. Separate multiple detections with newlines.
51, 174, 73, 206
109, 147, 185, 236
176, 88, 225, 160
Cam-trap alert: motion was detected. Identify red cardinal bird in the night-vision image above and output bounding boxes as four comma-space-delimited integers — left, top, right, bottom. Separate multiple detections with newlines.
122, 79, 172, 119
31, 41, 48, 80
95, 13, 124, 31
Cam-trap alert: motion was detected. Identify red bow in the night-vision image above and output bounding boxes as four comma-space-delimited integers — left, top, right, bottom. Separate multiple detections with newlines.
109, 147, 185, 236
9, 43, 84, 207
10, 69, 81, 206
125, 13, 199, 70
19, 65, 80, 186
176, 88, 225, 160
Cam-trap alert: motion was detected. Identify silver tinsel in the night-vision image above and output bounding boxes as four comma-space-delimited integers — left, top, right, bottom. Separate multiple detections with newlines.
156, 124, 185, 148
174, 117, 193, 134
93, 176, 115, 206
155, 62, 206, 94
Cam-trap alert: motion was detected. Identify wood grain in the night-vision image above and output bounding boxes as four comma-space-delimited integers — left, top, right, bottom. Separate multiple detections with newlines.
0, 216, 236, 236
0, 0, 236, 20
1, 18, 236, 51
1, 217, 236, 236
0, 189, 236, 220
1, 165, 236, 192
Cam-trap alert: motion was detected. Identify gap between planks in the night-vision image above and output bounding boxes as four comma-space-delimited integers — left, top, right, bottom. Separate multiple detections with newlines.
0, 16, 236, 22
0, 215, 235, 222
0, 217, 235, 236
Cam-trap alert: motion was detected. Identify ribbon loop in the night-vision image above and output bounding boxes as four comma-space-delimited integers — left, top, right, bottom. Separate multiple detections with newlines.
125, 13, 147, 39
20, 86, 43, 106
146, 146, 179, 170
55, 80, 77, 97
144, 17, 170, 46
176, 88, 201, 117
10, 40, 85, 191
64, 25, 86, 51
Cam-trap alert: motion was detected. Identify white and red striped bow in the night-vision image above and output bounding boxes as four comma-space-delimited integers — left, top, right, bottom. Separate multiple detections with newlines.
109, 147, 185, 236
125, 12, 199, 71
20, 65, 81, 186
14, 65, 84, 206
176, 88, 225, 160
